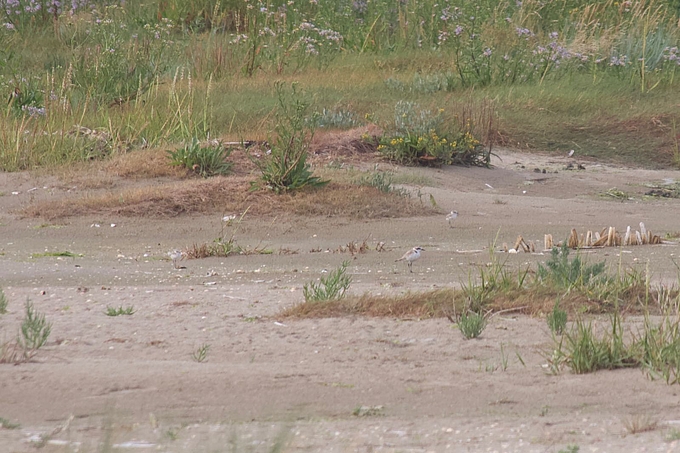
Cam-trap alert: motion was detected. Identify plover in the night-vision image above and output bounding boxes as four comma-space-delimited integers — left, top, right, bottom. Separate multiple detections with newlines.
395, 246, 424, 273
446, 210, 458, 228
168, 249, 186, 269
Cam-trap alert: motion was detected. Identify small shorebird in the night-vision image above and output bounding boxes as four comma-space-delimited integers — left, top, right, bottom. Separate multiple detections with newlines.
168, 249, 186, 269
395, 247, 424, 273
446, 210, 458, 228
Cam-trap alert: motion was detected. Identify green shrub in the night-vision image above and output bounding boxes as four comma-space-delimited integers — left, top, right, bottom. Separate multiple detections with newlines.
458, 311, 487, 339
7, 82, 44, 117
355, 171, 409, 197
377, 101, 488, 167
105, 305, 136, 316
315, 108, 360, 129
191, 343, 211, 363
537, 243, 606, 291
250, 82, 328, 193
18, 300, 51, 353
168, 138, 233, 177
547, 301, 568, 335
303, 261, 352, 302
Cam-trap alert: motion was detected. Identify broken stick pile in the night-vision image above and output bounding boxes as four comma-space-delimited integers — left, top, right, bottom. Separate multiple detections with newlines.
544, 222, 662, 251
503, 223, 664, 253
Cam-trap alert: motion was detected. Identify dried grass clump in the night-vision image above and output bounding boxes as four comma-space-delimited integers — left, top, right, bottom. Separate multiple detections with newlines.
102, 147, 187, 179
20, 179, 436, 221
20, 178, 251, 220
280, 289, 459, 319
288, 183, 435, 219
280, 284, 655, 320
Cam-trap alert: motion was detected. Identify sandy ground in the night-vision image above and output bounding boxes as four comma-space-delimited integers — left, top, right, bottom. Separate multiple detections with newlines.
2, 148, 680, 452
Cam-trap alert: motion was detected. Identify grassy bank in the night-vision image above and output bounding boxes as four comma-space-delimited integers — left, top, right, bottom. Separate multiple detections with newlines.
1, 0, 680, 171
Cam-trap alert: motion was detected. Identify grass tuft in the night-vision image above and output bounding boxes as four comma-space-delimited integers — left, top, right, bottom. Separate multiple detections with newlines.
547, 301, 568, 335
281, 289, 458, 319
30, 251, 82, 258
0, 417, 20, 430
167, 138, 233, 178
457, 311, 488, 340
105, 305, 136, 316
303, 261, 352, 302
622, 415, 658, 435
191, 344, 210, 363
1, 299, 53, 363
0, 287, 7, 315
18, 300, 52, 353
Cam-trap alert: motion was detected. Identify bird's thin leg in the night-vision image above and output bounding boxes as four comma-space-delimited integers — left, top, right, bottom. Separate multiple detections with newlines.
408, 262, 413, 273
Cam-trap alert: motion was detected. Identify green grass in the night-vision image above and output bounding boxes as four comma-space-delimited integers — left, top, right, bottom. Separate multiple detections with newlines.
30, 251, 82, 258
490, 77, 679, 167
303, 261, 352, 303
0, 287, 7, 315
167, 138, 233, 177
547, 301, 568, 335
1, 1, 679, 171
456, 311, 488, 340
0, 417, 20, 430
18, 300, 52, 352
191, 344, 211, 363
0, 299, 54, 363
105, 305, 136, 316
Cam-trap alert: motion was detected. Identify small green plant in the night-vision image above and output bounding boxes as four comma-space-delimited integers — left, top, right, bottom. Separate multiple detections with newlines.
355, 171, 410, 197
168, 138, 233, 177
17, 299, 52, 356
550, 313, 638, 374
356, 171, 394, 193
665, 427, 680, 441
499, 342, 509, 371
0, 417, 20, 429
537, 243, 606, 291
192, 344, 210, 363
105, 305, 136, 316
315, 108, 360, 129
303, 261, 352, 302
165, 427, 179, 441
638, 315, 680, 384
460, 244, 528, 312
30, 251, 81, 258
250, 82, 328, 193
352, 405, 384, 417
8, 86, 44, 118
557, 445, 580, 453
458, 311, 487, 339
547, 300, 568, 335
622, 414, 658, 434
0, 287, 7, 315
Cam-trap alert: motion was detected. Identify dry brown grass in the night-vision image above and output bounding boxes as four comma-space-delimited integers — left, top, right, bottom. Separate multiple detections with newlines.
40, 144, 260, 191
19, 178, 437, 221
101, 142, 260, 179
102, 147, 188, 179
288, 183, 434, 219
279, 279, 654, 320
622, 415, 659, 435
279, 289, 460, 319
